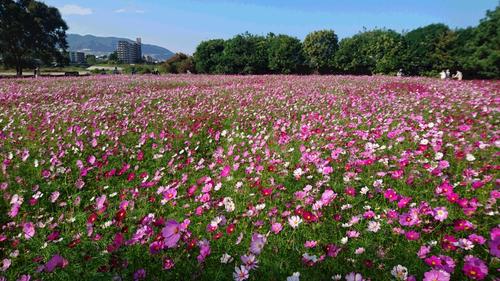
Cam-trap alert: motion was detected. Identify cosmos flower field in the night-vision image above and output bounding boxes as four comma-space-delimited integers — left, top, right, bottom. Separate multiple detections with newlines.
0, 75, 498, 281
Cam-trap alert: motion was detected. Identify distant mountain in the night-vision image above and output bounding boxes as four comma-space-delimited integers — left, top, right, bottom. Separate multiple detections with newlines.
67, 34, 174, 61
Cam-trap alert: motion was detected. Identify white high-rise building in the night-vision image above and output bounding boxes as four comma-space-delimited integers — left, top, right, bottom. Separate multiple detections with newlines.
117, 38, 142, 64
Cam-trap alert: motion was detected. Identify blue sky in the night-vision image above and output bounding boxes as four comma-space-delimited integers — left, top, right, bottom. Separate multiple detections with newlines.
43, 0, 498, 54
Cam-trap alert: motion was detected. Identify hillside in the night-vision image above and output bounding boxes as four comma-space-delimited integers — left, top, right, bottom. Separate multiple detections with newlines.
67, 34, 174, 61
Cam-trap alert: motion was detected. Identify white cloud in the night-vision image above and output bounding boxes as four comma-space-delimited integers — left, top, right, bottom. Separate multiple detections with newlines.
60, 4, 92, 16
113, 8, 145, 14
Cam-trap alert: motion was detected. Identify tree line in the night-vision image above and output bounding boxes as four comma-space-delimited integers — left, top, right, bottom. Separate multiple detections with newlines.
1, 0, 498, 78
189, 6, 499, 78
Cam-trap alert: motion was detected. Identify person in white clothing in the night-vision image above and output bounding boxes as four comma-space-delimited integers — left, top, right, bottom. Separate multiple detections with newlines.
440, 70, 446, 80
453, 70, 463, 81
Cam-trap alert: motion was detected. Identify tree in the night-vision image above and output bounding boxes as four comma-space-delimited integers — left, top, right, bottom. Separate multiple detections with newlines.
335, 29, 404, 75
460, 6, 499, 78
108, 51, 118, 63
403, 24, 455, 76
267, 34, 306, 74
193, 39, 225, 74
303, 30, 338, 74
0, 0, 68, 76
86, 54, 97, 65
220, 32, 269, 74
163, 53, 195, 74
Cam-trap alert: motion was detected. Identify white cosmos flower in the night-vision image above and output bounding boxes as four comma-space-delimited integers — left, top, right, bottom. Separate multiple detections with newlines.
223, 197, 235, 212
367, 221, 381, 233
288, 216, 302, 229
466, 153, 475, 162
360, 186, 369, 195
220, 253, 233, 264
391, 265, 408, 280
293, 168, 304, 178
286, 272, 300, 281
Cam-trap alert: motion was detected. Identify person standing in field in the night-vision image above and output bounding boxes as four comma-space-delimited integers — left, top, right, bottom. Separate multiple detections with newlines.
440, 70, 446, 80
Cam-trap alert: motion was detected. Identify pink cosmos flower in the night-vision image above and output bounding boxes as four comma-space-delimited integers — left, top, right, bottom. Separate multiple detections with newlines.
345, 187, 356, 197
426, 255, 456, 273
162, 220, 181, 248
163, 257, 174, 270
304, 240, 317, 248
250, 233, 266, 255
271, 222, 283, 234
87, 155, 96, 165
468, 234, 485, 245
320, 189, 336, 205
423, 269, 450, 281
326, 244, 341, 257
322, 166, 333, 175
397, 197, 411, 209
163, 188, 177, 202
41, 170, 51, 178
95, 194, 107, 212
43, 254, 67, 272
233, 265, 249, 281
347, 230, 360, 238
197, 239, 211, 263
241, 254, 258, 270
417, 245, 431, 258
384, 189, 398, 202
8, 203, 20, 218
354, 247, 365, 254
50, 191, 60, 203
433, 207, 448, 222
345, 272, 363, 281
454, 219, 475, 231
17, 275, 31, 281
458, 124, 471, 132
399, 210, 420, 227
23, 222, 35, 239
1, 258, 11, 272
75, 178, 84, 190
133, 268, 146, 281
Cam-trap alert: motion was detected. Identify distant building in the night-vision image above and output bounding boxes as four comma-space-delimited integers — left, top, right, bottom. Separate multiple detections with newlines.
144, 55, 155, 63
117, 38, 142, 64
68, 51, 86, 64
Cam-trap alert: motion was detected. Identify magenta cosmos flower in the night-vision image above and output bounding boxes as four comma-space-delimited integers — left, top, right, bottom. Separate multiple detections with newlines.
405, 230, 420, 241
220, 165, 231, 177
423, 269, 450, 281
162, 220, 181, 248
489, 227, 500, 257
462, 255, 488, 280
